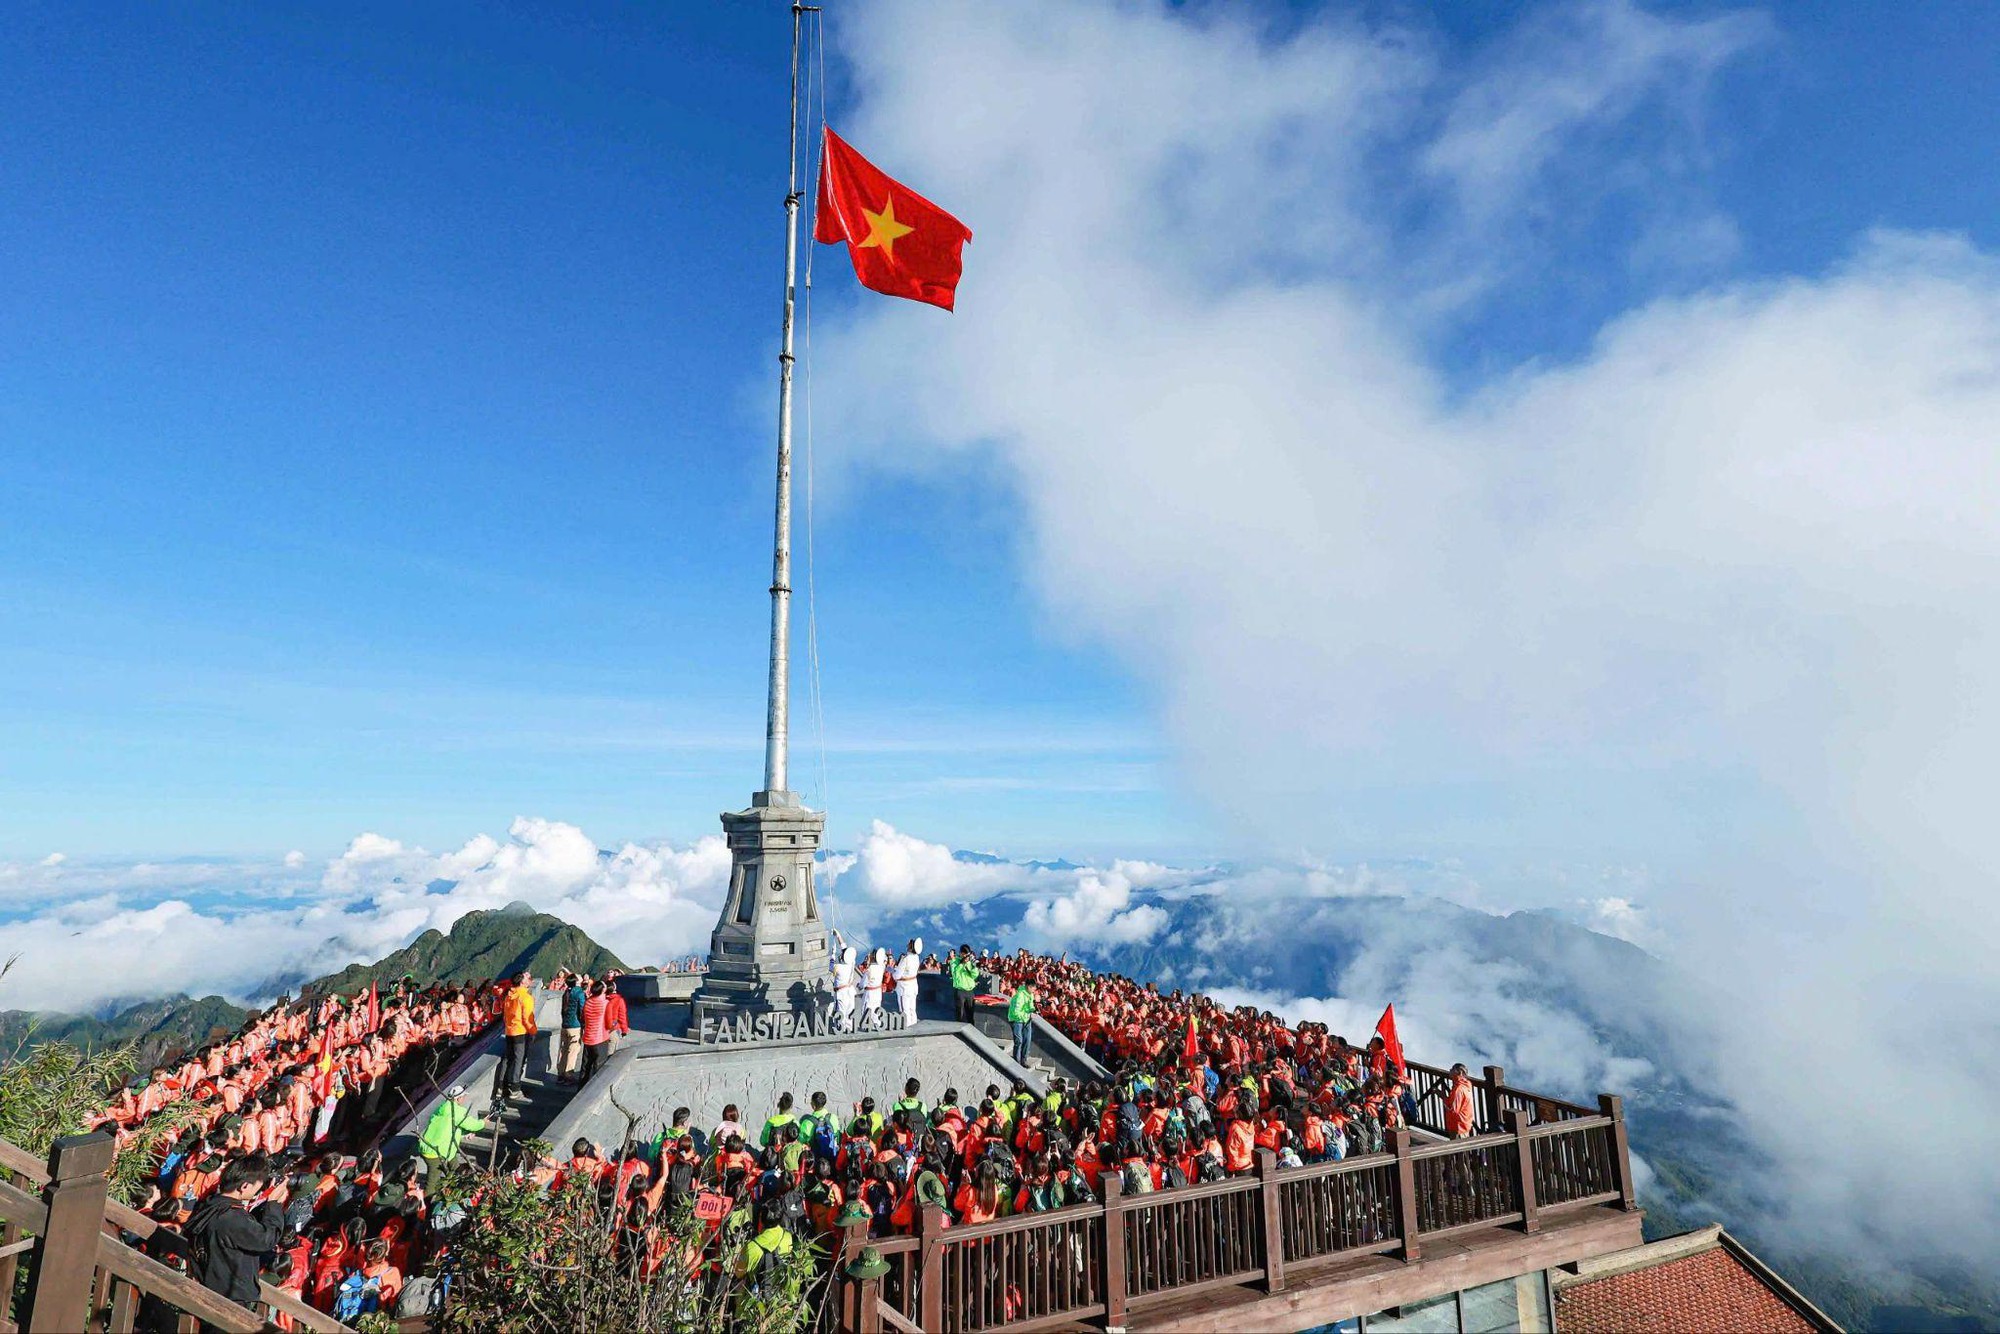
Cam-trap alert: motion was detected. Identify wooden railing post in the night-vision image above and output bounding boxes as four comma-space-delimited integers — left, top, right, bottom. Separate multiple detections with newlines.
837, 1217, 869, 1334
1482, 1064, 1506, 1132
1101, 1169, 1128, 1331
1600, 1094, 1636, 1211
1389, 1127, 1421, 1262
918, 1203, 946, 1332
1254, 1148, 1286, 1293
24, 1132, 116, 1334
855, 1274, 883, 1334
1505, 1108, 1540, 1234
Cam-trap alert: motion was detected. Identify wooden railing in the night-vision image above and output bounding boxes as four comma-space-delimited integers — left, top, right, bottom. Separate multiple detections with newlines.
835, 1094, 1635, 1333
0, 1134, 350, 1334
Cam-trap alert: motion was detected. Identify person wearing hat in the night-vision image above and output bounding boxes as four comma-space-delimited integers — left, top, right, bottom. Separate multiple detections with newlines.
830, 935, 859, 1032
896, 938, 924, 1027
417, 1084, 487, 1172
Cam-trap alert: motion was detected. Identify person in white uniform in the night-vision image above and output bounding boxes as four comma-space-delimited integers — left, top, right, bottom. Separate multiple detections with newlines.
832, 943, 859, 1032
861, 948, 887, 1029
897, 938, 923, 1027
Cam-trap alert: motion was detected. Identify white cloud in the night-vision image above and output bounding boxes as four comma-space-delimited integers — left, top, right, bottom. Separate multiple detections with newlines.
818, 0, 2000, 1271
830, 820, 1037, 907
39, 852, 65, 868
1020, 869, 1168, 947
282, 850, 307, 869
1424, 0, 1769, 224
1578, 896, 1653, 947
0, 818, 728, 1015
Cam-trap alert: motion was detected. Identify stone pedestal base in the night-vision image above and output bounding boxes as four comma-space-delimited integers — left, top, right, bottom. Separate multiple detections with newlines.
691, 790, 830, 1025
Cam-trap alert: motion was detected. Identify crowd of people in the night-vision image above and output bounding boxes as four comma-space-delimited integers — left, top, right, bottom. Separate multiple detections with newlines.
441, 950, 1466, 1290
79, 946, 1475, 1327
82, 977, 507, 1326
493, 966, 633, 1100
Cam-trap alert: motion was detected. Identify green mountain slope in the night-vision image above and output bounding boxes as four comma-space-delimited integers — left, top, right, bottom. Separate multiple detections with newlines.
0, 994, 249, 1064
304, 902, 625, 996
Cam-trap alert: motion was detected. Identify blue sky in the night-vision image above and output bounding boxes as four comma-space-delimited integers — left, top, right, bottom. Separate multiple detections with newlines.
3, 0, 1997, 862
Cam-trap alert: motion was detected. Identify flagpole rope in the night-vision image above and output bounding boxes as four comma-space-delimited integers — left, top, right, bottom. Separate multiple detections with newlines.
802, 7, 836, 864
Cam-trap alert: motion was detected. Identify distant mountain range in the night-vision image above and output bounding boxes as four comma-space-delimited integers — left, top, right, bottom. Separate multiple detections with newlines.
4, 884, 1991, 1330
0, 902, 623, 1066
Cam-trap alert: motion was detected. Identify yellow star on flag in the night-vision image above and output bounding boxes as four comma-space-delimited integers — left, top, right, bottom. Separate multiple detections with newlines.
857, 195, 916, 258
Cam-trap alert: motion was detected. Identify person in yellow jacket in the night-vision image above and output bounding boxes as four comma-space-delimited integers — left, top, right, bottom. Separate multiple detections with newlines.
494, 972, 537, 1101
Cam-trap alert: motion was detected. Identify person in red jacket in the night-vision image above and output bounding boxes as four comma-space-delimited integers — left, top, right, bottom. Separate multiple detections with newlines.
579, 982, 611, 1082
603, 973, 631, 1054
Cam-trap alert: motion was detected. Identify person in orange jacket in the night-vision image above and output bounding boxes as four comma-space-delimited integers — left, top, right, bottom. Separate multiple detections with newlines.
494, 971, 537, 1101
1445, 1063, 1479, 1139
1223, 1114, 1257, 1176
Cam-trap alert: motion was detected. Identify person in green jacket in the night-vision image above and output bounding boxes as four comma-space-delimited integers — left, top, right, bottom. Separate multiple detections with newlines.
737, 1198, 795, 1285
1007, 980, 1037, 1065
795, 1091, 832, 1148
889, 1077, 927, 1121
948, 945, 981, 1024
417, 1084, 486, 1169
760, 1091, 799, 1149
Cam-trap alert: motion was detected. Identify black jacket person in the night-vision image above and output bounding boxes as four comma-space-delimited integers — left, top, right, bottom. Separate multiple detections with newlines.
186, 1162, 285, 1306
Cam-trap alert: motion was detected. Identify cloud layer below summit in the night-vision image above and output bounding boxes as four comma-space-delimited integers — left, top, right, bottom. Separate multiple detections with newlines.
813, 0, 2000, 1274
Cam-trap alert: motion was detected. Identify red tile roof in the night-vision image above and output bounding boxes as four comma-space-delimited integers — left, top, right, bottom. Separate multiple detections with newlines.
1556, 1240, 1825, 1333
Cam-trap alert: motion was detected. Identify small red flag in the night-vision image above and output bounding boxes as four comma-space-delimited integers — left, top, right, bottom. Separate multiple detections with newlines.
1374, 1005, 1405, 1077
365, 980, 380, 1036
1183, 1015, 1200, 1068
815, 128, 971, 311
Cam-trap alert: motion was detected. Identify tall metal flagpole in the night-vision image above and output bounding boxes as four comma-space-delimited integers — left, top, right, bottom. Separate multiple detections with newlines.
695, 0, 830, 1014
763, 2, 814, 799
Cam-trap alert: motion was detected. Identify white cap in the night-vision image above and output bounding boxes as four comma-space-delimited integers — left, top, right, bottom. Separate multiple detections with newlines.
445, 1084, 467, 1099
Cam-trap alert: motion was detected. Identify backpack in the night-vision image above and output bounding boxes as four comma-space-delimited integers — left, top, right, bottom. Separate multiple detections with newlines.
331, 1270, 380, 1323
1194, 1154, 1226, 1184
808, 1117, 839, 1163
777, 1188, 810, 1238
396, 1274, 438, 1318
324, 1181, 364, 1223
1162, 1162, 1190, 1190
283, 1195, 317, 1235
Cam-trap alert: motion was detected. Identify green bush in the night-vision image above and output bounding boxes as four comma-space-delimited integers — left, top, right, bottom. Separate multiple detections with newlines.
433, 1158, 828, 1334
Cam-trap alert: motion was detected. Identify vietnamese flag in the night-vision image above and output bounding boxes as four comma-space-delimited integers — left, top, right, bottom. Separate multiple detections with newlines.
815, 128, 971, 311
1183, 1015, 1200, 1068
1374, 1005, 1405, 1077
313, 1039, 336, 1100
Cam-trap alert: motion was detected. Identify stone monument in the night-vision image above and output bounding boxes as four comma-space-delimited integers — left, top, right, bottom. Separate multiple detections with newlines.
693, 789, 830, 1020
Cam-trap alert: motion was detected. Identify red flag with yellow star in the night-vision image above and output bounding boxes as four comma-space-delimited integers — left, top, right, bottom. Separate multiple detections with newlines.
815, 128, 971, 311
